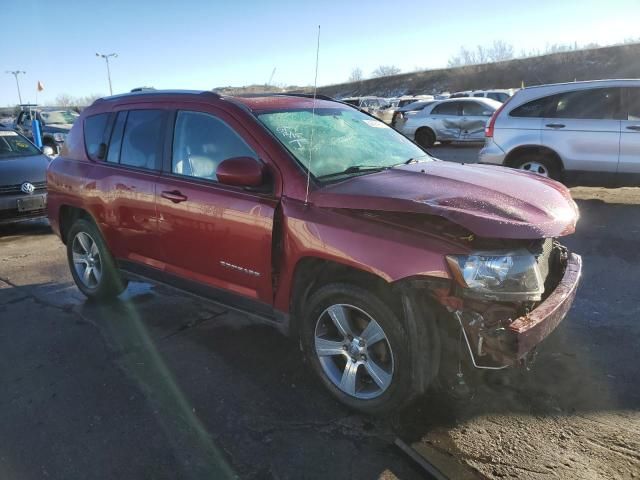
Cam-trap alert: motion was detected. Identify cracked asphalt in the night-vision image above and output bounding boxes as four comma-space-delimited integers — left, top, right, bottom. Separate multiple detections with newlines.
1, 146, 639, 479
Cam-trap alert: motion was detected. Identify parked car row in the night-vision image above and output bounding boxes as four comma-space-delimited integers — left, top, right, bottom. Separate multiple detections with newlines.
339, 89, 515, 127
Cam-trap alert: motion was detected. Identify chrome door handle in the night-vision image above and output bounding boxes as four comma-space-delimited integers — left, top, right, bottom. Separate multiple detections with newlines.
161, 190, 188, 203
625, 125, 640, 131
545, 123, 565, 129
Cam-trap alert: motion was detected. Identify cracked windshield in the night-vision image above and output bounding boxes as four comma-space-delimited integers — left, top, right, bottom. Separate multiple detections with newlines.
1, 0, 638, 479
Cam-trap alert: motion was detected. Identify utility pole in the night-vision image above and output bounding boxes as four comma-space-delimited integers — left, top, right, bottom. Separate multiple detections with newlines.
95, 53, 118, 95
5, 70, 26, 104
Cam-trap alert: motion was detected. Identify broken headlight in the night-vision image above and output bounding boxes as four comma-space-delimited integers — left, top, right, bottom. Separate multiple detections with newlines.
446, 250, 544, 301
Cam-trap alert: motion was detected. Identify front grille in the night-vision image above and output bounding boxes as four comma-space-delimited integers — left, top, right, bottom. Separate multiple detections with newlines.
0, 181, 47, 195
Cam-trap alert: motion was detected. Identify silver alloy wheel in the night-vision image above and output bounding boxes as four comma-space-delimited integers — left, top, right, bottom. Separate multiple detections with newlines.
71, 231, 102, 289
519, 161, 549, 177
314, 304, 394, 400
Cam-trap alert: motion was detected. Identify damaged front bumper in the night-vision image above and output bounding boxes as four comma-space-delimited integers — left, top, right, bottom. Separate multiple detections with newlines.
455, 252, 582, 368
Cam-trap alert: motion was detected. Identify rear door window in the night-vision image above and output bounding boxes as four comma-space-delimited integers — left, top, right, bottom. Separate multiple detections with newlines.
510, 96, 552, 117
431, 102, 460, 115
549, 88, 621, 120
119, 110, 166, 170
462, 101, 489, 116
625, 87, 640, 121
106, 111, 127, 163
84, 113, 110, 160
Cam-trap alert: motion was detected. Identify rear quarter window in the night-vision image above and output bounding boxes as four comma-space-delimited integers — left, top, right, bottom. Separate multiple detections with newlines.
84, 113, 110, 160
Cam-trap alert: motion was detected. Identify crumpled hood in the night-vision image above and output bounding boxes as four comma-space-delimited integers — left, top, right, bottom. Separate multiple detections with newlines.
310, 161, 579, 239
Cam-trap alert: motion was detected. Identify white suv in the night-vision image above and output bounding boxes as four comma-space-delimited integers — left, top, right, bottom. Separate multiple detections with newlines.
479, 79, 640, 185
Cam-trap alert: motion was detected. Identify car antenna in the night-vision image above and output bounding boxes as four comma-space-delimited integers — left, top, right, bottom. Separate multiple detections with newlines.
304, 25, 321, 206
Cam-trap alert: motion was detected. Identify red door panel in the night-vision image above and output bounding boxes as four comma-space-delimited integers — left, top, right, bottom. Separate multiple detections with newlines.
154, 107, 279, 304
155, 177, 277, 302
94, 164, 160, 265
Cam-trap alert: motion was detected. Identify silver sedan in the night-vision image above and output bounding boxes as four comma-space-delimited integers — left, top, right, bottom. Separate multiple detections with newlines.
398, 97, 502, 147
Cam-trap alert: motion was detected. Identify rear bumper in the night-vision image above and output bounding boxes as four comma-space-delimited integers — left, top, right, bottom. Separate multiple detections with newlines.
478, 139, 506, 165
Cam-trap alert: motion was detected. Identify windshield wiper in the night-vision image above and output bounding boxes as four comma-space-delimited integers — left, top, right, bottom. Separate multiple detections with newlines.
317, 165, 389, 179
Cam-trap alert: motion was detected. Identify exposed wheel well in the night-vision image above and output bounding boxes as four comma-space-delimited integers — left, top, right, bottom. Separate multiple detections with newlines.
58, 205, 94, 244
290, 258, 447, 394
505, 145, 564, 171
289, 258, 397, 335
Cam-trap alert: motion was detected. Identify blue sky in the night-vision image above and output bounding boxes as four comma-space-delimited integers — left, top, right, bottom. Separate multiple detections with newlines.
1, 0, 639, 106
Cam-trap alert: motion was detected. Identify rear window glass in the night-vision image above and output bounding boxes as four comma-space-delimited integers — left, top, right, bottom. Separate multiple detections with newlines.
119, 110, 165, 170
549, 88, 620, 120
84, 113, 110, 160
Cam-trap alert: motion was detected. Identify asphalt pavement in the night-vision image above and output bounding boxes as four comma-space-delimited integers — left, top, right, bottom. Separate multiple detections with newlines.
1, 144, 638, 479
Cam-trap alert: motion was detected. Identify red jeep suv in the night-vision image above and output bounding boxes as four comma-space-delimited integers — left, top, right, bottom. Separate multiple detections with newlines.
47, 91, 582, 414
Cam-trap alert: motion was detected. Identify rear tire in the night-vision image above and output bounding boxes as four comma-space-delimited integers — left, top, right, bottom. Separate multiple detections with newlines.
66, 218, 128, 300
512, 154, 560, 180
415, 128, 436, 148
300, 283, 418, 415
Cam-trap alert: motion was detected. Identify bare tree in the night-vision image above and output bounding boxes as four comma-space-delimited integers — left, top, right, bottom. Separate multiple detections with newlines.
448, 41, 514, 67
371, 65, 401, 78
79, 93, 104, 106
54, 94, 73, 107
349, 67, 364, 82
487, 40, 514, 62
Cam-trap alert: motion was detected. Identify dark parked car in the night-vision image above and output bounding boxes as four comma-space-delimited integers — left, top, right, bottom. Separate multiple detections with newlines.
0, 126, 49, 224
47, 91, 582, 414
14, 108, 79, 154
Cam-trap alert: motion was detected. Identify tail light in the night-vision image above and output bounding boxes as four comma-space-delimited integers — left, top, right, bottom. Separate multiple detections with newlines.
485, 97, 512, 138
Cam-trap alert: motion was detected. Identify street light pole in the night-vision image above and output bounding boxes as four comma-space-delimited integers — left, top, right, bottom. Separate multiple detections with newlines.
95, 53, 118, 95
5, 70, 26, 104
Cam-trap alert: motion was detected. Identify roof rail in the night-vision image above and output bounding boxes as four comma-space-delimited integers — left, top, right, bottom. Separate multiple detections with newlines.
274, 93, 336, 102
232, 92, 337, 102
95, 89, 222, 103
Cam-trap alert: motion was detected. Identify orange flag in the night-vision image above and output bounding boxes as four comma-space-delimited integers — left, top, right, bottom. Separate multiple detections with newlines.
37, 81, 44, 92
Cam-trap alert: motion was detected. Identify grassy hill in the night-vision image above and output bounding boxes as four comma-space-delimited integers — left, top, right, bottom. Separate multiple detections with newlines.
316, 42, 640, 98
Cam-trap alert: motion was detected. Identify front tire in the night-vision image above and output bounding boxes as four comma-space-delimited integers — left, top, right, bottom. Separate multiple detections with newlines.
301, 283, 418, 414
66, 219, 128, 300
